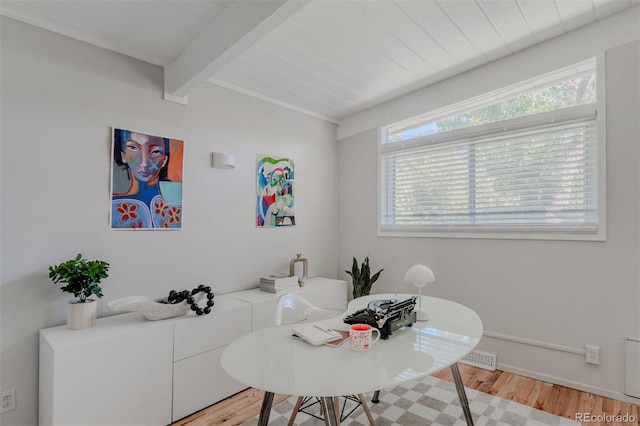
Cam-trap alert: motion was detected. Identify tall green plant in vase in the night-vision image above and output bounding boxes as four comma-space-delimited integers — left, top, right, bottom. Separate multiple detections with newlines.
346, 256, 384, 299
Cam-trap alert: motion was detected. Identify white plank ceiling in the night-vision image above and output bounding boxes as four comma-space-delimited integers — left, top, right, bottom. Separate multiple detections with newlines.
2, 0, 638, 123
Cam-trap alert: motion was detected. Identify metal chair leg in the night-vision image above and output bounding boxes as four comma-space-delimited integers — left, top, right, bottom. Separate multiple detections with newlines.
258, 391, 275, 426
371, 390, 380, 403
450, 363, 474, 426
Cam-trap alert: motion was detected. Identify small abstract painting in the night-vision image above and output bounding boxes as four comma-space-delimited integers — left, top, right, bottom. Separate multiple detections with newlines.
256, 154, 295, 227
110, 128, 184, 230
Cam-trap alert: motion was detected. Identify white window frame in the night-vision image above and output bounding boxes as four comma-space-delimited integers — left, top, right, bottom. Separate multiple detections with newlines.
378, 56, 606, 241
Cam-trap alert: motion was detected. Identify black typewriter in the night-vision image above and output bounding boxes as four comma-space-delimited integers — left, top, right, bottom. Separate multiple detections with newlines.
343, 296, 417, 339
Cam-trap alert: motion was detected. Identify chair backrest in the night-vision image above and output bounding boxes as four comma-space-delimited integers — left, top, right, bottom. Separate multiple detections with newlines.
274, 293, 340, 326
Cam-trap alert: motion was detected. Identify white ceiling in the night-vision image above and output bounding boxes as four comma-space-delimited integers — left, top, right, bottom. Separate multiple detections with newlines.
2, 0, 638, 123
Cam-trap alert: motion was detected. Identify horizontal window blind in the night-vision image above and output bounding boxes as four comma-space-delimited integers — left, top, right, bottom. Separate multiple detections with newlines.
381, 117, 597, 233
386, 58, 597, 144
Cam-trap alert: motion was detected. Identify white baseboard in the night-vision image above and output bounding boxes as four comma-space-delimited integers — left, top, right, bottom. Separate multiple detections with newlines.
497, 362, 640, 405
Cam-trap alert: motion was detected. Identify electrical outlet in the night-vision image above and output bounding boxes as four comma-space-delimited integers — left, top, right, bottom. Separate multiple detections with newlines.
586, 345, 600, 364
0, 389, 16, 413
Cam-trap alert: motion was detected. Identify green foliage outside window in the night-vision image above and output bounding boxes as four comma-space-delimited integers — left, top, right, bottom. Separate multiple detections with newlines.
389, 72, 596, 142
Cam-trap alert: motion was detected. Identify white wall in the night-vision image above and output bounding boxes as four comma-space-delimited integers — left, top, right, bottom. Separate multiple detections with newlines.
0, 17, 338, 425
337, 18, 640, 404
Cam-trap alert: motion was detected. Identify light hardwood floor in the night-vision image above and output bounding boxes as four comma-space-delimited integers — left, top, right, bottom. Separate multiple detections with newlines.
172, 364, 639, 426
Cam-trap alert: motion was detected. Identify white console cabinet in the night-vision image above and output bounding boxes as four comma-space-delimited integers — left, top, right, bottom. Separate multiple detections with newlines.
39, 279, 347, 425
39, 295, 251, 426
227, 277, 347, 331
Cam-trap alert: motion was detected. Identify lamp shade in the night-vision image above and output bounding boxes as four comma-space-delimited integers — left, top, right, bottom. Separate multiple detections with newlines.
404, 264, 435, 288
405, 264, 435, 322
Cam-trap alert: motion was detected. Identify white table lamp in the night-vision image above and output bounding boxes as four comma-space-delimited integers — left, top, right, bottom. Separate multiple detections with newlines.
405, 264, 435, 321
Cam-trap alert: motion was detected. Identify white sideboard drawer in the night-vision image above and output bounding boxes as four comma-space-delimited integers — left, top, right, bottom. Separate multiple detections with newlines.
172, 346, 247, 421
173, 296, 251, 361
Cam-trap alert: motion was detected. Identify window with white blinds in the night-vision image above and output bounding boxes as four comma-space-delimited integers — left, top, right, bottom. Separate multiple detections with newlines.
380, 59, 602, 239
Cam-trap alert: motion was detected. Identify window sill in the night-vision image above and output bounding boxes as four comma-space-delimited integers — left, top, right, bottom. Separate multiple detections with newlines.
378, 227, 605, 242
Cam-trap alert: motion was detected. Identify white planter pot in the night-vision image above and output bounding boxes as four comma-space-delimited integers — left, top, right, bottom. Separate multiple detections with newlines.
67, 299, 97, 330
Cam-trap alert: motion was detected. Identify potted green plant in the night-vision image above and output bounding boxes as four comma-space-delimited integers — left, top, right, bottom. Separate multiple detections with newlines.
346, 256, 383, 299
48, 253, 110, 329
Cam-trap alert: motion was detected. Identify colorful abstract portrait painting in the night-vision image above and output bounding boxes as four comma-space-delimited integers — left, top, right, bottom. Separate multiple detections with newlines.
256, 154, 295, 227
110, 128, 184, 230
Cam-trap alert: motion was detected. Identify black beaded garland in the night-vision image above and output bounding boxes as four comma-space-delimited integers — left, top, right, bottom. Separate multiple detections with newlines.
166, 285, 215, 315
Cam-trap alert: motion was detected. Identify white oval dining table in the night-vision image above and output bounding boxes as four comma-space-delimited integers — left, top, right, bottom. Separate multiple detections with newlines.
221, 294, 483, 425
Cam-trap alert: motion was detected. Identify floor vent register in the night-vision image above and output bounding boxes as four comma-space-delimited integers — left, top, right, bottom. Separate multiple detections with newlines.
460, 350, 497, 371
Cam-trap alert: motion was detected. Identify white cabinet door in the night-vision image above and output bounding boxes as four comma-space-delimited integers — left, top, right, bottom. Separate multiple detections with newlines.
172, 346, 248, 421
305, 278, 347, 310
39, 314, 173, 426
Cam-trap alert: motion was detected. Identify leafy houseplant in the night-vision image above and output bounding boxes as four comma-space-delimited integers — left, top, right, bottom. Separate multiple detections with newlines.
48, 253, 110, 303
49, 253, 110, 330
346, 257, 384, 299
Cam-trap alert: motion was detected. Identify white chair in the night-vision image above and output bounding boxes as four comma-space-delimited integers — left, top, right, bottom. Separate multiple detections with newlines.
274, 294, 375, 425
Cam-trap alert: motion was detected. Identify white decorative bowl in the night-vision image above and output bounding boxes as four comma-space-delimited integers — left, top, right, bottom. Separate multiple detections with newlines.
107, 293, 205, 321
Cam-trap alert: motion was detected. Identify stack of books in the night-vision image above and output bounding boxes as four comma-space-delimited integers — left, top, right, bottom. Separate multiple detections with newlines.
259, 274, 299, 293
